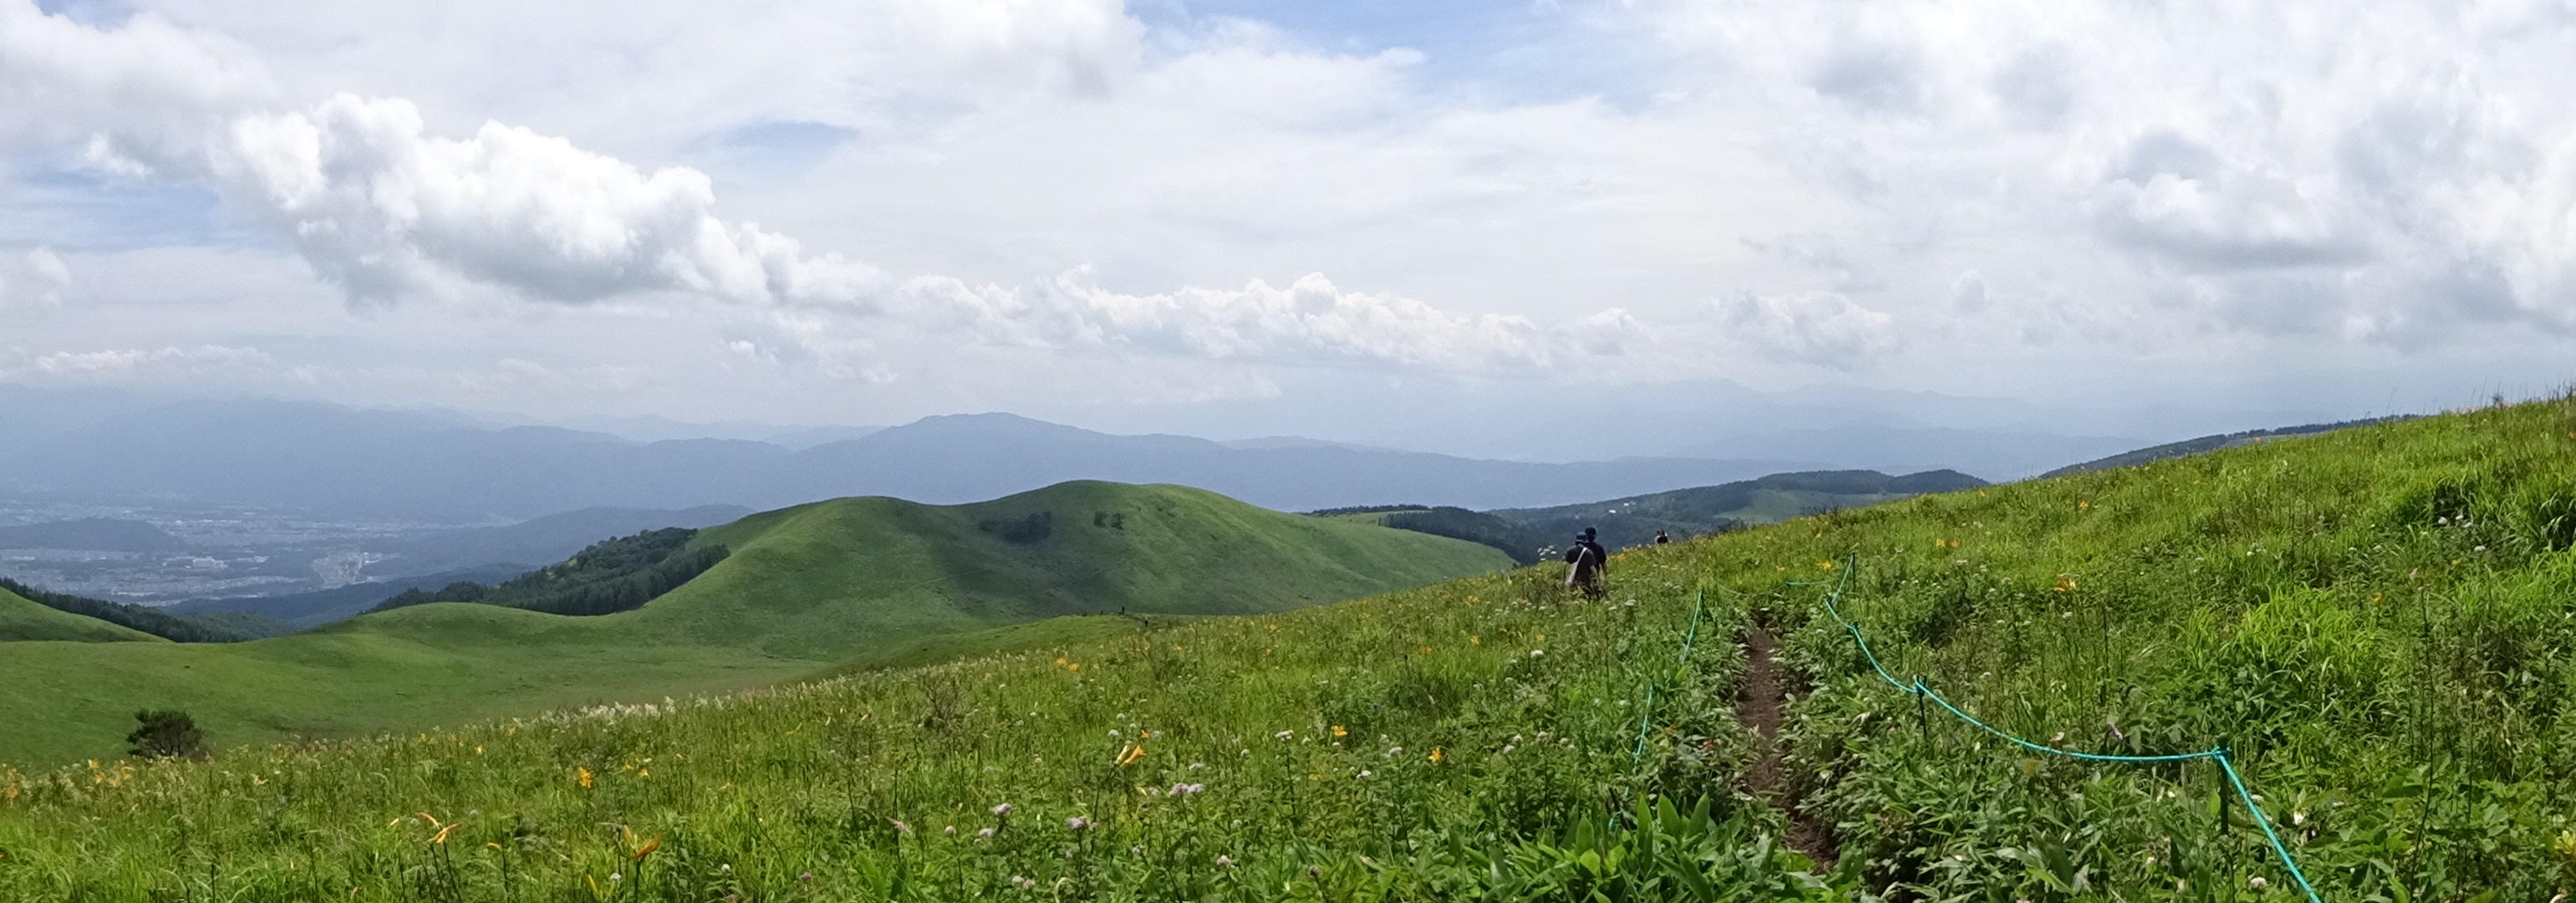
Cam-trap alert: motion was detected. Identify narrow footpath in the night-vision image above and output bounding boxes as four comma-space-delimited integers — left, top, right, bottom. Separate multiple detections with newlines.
1736, 626, 1840, 870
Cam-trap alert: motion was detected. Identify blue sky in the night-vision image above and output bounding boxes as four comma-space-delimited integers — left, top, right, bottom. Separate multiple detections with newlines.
1, 0, 2570, 457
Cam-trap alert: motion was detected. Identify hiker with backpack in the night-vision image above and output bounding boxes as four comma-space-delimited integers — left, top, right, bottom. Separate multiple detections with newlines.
1563, 527, 1607, 596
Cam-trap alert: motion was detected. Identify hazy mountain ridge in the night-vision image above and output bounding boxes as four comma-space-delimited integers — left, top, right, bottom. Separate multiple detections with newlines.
0, 400, 1814, 518
166, 564, 533, 627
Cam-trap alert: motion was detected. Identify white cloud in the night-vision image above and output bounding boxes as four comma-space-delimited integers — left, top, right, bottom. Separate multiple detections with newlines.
1620, 0, 2576, 346
0, 344, 315, 385
5, 0, 2574, 434
1711, 290, 1897, 370
0, 0, 1666, 379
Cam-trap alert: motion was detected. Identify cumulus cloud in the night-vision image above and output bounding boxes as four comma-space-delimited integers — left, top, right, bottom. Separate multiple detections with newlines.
0, 0, 1648, 378
1627, 0, 2576, 345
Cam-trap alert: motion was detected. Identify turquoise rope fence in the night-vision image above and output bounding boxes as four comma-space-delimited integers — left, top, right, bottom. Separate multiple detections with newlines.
1614, 589, 1709, 832
1629, 589, 1708, 764
1805, 554, 2322, 902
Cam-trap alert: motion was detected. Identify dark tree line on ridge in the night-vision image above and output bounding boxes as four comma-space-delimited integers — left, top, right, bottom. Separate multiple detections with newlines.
1, 576, 257, 643
368, 528, 729, 617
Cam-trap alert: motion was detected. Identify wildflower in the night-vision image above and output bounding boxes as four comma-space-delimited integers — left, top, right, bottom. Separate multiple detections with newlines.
576, 767, 594, 789
991, 803, 1013, 817
1275, 731, 1294, 741
1428, 747, 1446, 763
799, 873, 813, 883
1357, 769, 1372, 778
1012, 876, 1039, 890
1499, 745, 1515, 754
890, 819, 912, 837
609, 873, 622, 882
977, 828, 995, 840
1067, 816, 1092, 830
944, 826, 956, 837
1331, 725, 1347, 738
1116, 744, 1147, 767
2249, 876, 2268, 890
1529, 650, 1544, 659
1216, 855, 1235, 867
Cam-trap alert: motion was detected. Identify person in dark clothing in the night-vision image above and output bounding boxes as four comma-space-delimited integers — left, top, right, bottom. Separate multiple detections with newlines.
1653, 530, 1671, 545
1563, 527, 1607, 596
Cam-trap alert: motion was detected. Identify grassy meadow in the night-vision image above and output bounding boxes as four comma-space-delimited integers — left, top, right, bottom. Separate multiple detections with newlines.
0, 585, 161, 644
0, 482, 1509, 765
1, 398, 2573, 899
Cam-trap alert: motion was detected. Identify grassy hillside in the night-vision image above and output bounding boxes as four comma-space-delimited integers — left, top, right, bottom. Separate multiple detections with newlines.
1344, 470, 1986, 563
0, 482, 1509, 765
1490, 469, 1985, 551
0, 577, 260, 643
2036, 416, 2411, 477
2, 401, 2571, 900
0, 584, 161, 643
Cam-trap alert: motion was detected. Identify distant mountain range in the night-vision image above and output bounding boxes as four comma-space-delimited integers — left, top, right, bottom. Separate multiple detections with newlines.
0, 395, 1814, 518
1663, 425, 2141, 482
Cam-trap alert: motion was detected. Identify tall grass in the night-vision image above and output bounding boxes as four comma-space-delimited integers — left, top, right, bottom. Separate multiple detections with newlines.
0, 548, 1825, 900
1756, 395, 2576, 898
3, 398, 2570, 900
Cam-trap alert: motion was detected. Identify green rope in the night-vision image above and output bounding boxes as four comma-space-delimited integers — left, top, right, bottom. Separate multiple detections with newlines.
2218, 751, 2324, 901
1608, 589, 1707, 831
1804, 554, 2323, 903
1629, 589, 1707, 763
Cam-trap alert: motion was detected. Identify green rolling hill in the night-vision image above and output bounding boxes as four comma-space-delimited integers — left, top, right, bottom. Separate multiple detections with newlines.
0, 482, 1509, 765
0, 584, 163, 643
2, 400, 2573, 899
6, 400, 2572, 899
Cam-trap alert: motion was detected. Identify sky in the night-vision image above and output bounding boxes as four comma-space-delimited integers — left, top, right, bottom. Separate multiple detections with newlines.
2, 0, 2572, 457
